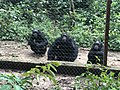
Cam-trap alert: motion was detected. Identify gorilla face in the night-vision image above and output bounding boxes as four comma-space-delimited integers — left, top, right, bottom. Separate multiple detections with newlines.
32, 30, 38, 38
92, 41, 103, 51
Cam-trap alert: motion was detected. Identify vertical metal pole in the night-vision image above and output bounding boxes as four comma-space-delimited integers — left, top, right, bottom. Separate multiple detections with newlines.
69, 0, 75, 31
104, 0, 111, 66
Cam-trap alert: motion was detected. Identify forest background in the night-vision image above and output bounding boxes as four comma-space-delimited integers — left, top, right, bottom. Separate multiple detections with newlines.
0, 0, 119, 51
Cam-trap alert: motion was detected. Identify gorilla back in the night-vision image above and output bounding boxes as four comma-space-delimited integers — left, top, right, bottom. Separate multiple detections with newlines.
48, 34, 78, 62
28, 30, 48, 55
87, 41, 104, 64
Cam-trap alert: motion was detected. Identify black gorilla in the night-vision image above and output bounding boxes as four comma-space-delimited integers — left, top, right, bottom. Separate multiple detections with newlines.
48, 33, 78, 62
87, 41, 104, 64
28, 30, 48, 56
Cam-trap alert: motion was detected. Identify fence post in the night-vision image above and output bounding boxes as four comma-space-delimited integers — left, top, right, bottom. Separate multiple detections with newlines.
104, 0, 112, 66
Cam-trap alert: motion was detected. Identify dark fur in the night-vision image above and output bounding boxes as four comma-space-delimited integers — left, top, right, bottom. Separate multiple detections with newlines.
87, 41, 104, 64
48, 33, 78, 62
28, 30, 48, 55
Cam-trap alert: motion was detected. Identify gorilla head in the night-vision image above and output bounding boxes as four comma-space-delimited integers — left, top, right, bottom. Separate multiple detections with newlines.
32, 30, 38, 38
31, 29, 43, 39
92, 41, 103, 51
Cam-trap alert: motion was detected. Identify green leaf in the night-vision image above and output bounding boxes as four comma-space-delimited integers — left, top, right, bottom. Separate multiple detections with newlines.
21, 80, 32, 86
46, 69, 55, 77
13, 76, 22, 84
46, 74, 57, 84
35, 68, 41, 74
36, 74, 40, 82
49, 64, 57, 72
47, 64, 51, 70
41, 66, 47, 73
0, 85, 12, 90
51, 62, 61, 67
13, 85, 24, 90
36, 65, 42, 68
0, 74, 14, 84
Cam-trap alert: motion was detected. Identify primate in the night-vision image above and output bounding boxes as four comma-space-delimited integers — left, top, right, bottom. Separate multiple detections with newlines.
87, 41, 104, 64
28, 29, 48, 56
48, 33, 78, 62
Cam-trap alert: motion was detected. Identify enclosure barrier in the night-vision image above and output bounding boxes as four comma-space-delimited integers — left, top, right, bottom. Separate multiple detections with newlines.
0, 0, 119, 77
104, 0, 111, 66
0, 60, 119, 77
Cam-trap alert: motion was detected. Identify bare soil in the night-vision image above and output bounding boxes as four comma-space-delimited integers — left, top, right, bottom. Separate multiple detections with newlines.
0, 41, 120, 90
0, 41, 120, 67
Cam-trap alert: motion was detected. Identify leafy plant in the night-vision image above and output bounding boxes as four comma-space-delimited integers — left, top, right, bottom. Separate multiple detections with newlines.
0, 74, 32, 90
0, 0, 120, 50
23, 62, 60, 85
74, 69, 120, 90
0, 62, 60, 90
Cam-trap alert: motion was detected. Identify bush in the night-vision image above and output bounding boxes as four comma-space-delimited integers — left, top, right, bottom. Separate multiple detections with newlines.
74, 70, 120, 90
0, 0, 120, 50
0, 62, 60, 90
0, 74, 32, 90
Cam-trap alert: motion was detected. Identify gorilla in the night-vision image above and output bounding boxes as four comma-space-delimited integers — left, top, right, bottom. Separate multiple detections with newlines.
87, 41, 104, 64
47, 33, 78, 62
28, 30, 48, 56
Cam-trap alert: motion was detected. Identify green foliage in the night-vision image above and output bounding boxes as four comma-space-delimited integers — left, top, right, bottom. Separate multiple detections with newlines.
0, 62, 60, 90
23, 62, 60, 85
74, 70, 120, 90
0, 0, 120, 50
0, 74, 32, 90
51, 84, 62, 90
109, 31, 120, 51
43, 0, 93, 20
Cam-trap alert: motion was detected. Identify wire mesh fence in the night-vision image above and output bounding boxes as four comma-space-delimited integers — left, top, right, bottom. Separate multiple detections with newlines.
0, 0, 120, 76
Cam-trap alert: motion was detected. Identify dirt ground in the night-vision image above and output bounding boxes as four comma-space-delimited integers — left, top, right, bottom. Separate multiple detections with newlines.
0, 41, 120, 67
0, 41, 120, 90
0, 41, 120, 66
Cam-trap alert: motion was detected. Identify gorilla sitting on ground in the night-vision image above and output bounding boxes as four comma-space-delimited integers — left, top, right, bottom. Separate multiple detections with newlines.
87, 41, 104, 65
47, 33, 78, 62
28, 29, 48, 56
